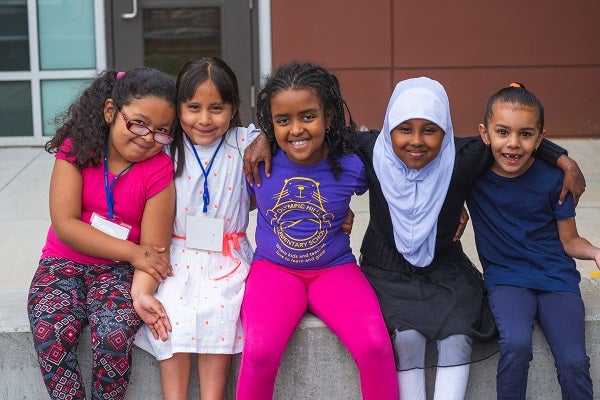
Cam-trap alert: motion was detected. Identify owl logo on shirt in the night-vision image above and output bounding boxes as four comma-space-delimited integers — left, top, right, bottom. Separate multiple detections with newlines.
267, 177, 333, 251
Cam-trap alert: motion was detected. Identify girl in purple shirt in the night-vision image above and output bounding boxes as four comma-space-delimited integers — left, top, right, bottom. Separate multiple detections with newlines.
236, 62, 398, 400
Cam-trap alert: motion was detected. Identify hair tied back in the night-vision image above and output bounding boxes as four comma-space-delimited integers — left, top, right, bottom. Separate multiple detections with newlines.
508, 82, 525, 89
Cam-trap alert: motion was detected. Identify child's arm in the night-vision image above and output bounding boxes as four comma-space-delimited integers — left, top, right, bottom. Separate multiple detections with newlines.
131, 180, 176, 340
453, 206, 470, 242
131, 272, 171, 340
556, 154, 586, 206
558, 217, 600, 269
49, 158, 172, 282
341, 209, 355, 235
535, 140, 586, 205
244, 132, 271, 187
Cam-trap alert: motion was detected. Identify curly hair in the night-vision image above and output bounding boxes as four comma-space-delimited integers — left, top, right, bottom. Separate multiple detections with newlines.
169, 57, 243, 177
45, 67, 177, 169
256, 62, 357, 180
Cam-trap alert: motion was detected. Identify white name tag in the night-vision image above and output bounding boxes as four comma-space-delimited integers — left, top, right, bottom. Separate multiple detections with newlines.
186, 215, 224, 251
90, 212, 131, 240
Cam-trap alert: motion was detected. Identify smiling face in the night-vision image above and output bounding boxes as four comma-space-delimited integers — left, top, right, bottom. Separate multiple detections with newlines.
179, 79, 235, 146
479, 101, 545, 178
390, 118, 444, 170
104, 95, 175, 167
270, 88, 330, 165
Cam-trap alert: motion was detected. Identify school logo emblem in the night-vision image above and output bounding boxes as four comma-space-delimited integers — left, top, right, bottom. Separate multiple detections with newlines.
267, 177, 333, 251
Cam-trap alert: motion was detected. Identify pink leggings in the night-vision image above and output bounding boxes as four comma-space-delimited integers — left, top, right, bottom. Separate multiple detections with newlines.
237, 260, 398, 400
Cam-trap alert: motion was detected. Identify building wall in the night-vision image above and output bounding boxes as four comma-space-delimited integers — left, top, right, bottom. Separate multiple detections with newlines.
271, 0, 600, 137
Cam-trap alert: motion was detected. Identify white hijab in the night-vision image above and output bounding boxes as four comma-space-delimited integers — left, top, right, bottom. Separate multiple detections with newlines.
373, 77, 455, 267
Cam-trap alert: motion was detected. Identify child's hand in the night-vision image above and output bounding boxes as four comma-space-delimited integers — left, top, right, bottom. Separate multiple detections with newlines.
132, 245, 173, 282
594, 251, 600, 270
133, 293, 172, 341
453, 206, 470, 242
243, 132, 271, 187
342, 209, 355, 235
557, 154, 586, 206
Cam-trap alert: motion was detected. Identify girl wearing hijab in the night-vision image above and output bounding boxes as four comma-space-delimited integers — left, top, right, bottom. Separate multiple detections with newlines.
357, 77, 578, 400
242, 76, 584, 399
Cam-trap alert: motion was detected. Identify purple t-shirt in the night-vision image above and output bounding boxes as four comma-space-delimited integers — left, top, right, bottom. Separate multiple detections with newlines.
249, 149, 368, 269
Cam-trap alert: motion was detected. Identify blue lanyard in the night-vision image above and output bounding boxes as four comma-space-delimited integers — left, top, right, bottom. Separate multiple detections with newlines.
187, 135, 225, 213
103, 142, 134, 219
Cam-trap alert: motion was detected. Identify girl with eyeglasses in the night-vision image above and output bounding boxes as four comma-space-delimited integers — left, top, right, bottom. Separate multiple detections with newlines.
27, 67, 177, 400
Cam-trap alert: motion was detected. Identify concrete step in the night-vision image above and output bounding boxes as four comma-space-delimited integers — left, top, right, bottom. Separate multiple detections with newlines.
2, 279, 599, 399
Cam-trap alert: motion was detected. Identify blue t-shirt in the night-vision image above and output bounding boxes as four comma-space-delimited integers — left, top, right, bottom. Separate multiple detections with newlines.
248, 149, 368, 269
467, 159, 581, 294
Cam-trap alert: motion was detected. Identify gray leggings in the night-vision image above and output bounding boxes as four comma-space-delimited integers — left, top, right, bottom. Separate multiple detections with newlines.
393, 329, 473, 370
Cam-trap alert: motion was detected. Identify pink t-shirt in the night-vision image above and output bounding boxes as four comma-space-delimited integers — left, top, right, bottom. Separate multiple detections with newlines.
41, 140, 174, 264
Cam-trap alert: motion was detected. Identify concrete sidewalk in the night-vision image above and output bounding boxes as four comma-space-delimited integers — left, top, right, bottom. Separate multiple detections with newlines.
2, 138, 599, 291
1, 139, 600, 399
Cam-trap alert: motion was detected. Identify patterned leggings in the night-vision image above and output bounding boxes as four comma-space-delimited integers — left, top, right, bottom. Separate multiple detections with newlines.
27, 257, 142, 400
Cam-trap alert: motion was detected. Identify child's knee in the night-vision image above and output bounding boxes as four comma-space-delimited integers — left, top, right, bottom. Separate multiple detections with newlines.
499, 334, 533, 360
556, 352, 591, 374
354, 333, 392, 361
242, 341, 285, 371
393, 329, 426, 370
30, 314, 85, 351
438, 334, 473, 366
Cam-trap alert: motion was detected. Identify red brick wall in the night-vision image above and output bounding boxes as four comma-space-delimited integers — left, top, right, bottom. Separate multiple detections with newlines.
271, 0, 600, 137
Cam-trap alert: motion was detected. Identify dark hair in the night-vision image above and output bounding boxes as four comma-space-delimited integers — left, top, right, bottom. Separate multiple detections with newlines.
45, 67, 177, 169
483, 82, 545, 131
256, 61, 357, 180
170, 57, 243, 177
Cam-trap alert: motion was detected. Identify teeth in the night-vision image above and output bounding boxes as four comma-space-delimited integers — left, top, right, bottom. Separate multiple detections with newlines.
291, 139, 308, 146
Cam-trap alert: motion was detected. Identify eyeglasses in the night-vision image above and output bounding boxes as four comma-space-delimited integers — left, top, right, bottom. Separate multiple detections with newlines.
120, 110, 174, 145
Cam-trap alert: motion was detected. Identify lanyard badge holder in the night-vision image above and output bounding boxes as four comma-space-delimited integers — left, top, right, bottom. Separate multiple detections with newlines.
90, 141, 134, 240
185, 135, 225, 251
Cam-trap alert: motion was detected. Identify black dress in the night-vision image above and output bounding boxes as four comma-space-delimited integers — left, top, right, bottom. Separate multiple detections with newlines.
355, 130, 565, 368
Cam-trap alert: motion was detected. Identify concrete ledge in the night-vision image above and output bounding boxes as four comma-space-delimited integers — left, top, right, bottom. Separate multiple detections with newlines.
2, 279, 599, 399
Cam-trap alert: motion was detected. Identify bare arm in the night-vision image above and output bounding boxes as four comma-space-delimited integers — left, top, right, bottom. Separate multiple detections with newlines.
341, 209, 355, 235
49, 159, 171, 281
556, 155, 586, 206
243, 132, 271, 187
557, 217, 600, 268
131, 180, 176, 340
453, 206, 469, 242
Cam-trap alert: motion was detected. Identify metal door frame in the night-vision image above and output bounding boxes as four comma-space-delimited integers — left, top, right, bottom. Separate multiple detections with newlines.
105, 0, 259, 124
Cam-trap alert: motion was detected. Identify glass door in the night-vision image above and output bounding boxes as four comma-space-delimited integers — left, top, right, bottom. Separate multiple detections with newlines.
108, 0, 258, 124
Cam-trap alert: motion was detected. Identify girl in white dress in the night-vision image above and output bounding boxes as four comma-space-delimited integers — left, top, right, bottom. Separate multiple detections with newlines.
132, 57, 259, 400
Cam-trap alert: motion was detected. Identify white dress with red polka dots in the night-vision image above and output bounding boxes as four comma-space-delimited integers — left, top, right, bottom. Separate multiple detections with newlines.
135, 126, 259, 360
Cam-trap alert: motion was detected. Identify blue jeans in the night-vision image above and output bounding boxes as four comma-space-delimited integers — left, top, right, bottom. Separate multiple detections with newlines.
487, 285, 593, 400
